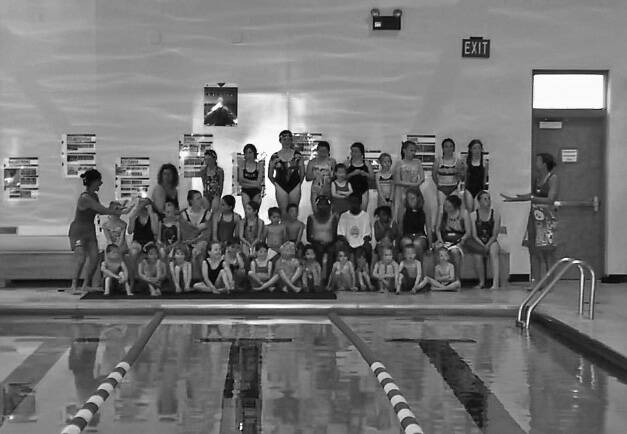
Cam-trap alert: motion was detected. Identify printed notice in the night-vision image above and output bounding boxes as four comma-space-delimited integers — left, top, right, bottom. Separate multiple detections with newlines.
3, 157, 39, 200
62, 134, 96, 177
179, 134, 214, 178
115, 157, 150, 200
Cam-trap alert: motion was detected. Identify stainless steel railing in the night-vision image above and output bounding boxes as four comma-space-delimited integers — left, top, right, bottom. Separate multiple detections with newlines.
516, 257, 597, 328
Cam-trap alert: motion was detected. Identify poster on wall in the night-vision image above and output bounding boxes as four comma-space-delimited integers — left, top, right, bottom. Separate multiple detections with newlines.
231, 153, 266, 197
405, 134, 436, 172
292, 132, 322, 161
115, 157, 150, 200
203, 84, 238, 127
62, 133, 96, 177
3, 157, 39, 200
179, 134, 213, 178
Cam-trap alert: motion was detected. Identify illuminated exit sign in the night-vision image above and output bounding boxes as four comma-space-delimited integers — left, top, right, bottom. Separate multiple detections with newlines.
462, 37, 490, 58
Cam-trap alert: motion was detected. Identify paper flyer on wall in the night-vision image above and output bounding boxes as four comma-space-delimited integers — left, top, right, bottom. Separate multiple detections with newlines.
405, 134, 436, 172
115, 157, 150, 200
231, 152, 266, 196
179, 134, 213, 178
62, 133, 96, 177
292, 132, 322, 161
3, 157, 39, 200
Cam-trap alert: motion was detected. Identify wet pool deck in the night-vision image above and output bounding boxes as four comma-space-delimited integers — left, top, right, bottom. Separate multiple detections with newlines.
1, 281, 626, 368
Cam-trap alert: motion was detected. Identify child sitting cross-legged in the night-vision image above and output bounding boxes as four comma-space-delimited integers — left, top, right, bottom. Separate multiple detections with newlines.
193, 241, 233, 293
396, 243, 428, 295
301, 244, 322, 293
423, 247, 461, 291
354, 247, 374, 291
264, 207, 287, 260
327, 248, 357, 292
372, 246, 399, 293
273, 241, 302, 293
137, 242, 167, 296
101, 244, 132, 296
169, 245, 192, 293
248, 242, 275, 291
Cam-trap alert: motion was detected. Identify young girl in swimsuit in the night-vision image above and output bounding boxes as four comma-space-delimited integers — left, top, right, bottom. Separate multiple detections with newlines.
238, 200, 264, 258
223, 241, 245, 290
463, 139, 489, 211
423, 247, 461, 291
102, 201, 128, 254
193, 241, 233, 293
327, 249, 356, 292
396, 244, 428, 294
301, 245, 322, 293
248, 242, 275, 291
238, 143, 264, 209
201, 149, 224, 213
372, 246, 398, 293
157, 201, 180, 258
306, 141, 336, 209
101, 244, 132, 296
331, 164, 353, 216
376, 152, 394, 207
346, 142, 374, 211
393, 140, 425, 222
433, 138, 464, 209
355, 248, 374, 291
467, 190, 501, 289
138, 243, 167, 296
268, 130, 305, 216
169, 245, 192, 293
212, 195, 241, 247
435, 195, 471, 282
400, 188, 430, 260
273, 241, 302, 293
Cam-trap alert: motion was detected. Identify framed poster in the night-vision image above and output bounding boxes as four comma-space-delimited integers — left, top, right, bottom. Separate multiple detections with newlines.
203, 84, 238, 126
179, 134, 213, 178
62, 134, 96, 178
3, 157, 39, 200
115, 157, 150, 200
292, 133, 322, 161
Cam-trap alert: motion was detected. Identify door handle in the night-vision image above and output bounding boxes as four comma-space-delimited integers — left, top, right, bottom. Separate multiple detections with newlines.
554, 196, 600, 212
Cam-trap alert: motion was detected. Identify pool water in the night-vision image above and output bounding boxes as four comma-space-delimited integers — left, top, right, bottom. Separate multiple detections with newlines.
0, 315, 624, 433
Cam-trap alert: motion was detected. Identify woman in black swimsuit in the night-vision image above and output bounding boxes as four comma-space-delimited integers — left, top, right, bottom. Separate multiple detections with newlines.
501, 153, 559, 287
268, 130, 305, 216
346, 142, 374, 211
463, 139, 489, 211
238, 143, 264, 209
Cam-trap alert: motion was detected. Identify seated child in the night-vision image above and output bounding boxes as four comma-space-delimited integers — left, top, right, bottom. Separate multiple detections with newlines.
101, 244, 132, 296
264, 207, 287, 260
193, 241, 233, 293
223, 241, 247, 291
373, 205, 400, 248
400, 188, 429, 260
355, 247, 374, 291
169, 245, 192, 293
273, 241, 302, 293
423, 247, 461, 291
372, 246, 399, 293
396, 244, 427, 295
102, 201, 129, 253
337, 193, 372, 264
158, 201, 181, 258
137, 242, 167, 296
301, 244, 322, 293
248, 242, 275, 291
239, 200, 264, 258
285, 203, 306, 257
327, 249, 356, 292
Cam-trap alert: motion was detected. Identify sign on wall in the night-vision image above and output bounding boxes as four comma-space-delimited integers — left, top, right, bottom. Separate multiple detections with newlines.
62, 134, 96, 177
462, 37, 490, 58
204, 84, 238, 127
292, 132, 322, 161
115, 157, 150, 200
405, 134, 437, 171
3, 157, 39, 200
179, 134, 213, 178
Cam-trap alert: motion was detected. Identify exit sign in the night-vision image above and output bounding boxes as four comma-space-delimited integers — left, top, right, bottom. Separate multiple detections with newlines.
462, 37, 490, 58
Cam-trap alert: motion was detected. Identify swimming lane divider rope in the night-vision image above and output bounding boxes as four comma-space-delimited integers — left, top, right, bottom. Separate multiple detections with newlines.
60, 311, 165, 434
327, 312, 425, 434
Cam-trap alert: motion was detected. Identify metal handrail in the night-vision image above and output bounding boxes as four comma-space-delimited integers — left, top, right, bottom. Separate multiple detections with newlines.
516, 257, 597, 328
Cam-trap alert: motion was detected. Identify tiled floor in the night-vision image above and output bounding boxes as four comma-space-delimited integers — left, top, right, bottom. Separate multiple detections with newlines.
0, 280, 625, 361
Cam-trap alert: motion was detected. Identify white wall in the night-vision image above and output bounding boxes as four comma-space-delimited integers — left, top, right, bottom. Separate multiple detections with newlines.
1, 0, 626, 273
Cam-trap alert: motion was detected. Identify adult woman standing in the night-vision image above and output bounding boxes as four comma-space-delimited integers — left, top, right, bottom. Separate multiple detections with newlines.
201, 149, 225, 213
393, 140, 425, 221
237, 143, 264, 209
268, 130, 305, 216
467, 191, 501, 289
501, 153, 559, 287
68, 169, 131, 294
151, 163, 180, 216
435, 195, 472, 282
346, 142, 374, 211
462, 139, 489, 211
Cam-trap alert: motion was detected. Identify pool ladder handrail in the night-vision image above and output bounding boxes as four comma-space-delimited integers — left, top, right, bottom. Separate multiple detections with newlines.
516, 257, 597, 328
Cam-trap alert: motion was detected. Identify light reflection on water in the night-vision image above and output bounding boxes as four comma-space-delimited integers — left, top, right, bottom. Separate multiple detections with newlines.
0, 317, 625, 433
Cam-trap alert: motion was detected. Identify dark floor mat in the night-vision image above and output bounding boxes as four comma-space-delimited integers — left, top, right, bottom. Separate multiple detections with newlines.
81, 291, 337, 300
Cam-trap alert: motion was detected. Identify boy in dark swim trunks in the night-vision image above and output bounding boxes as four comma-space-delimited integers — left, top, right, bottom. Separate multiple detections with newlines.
264, 207, 287, 260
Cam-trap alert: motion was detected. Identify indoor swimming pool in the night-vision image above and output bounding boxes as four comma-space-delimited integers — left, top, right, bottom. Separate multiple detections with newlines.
0, 315, 624, 434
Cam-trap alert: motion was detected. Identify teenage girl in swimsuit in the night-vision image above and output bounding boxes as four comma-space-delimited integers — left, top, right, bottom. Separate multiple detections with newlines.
432, 138, 464, 211
435, 195, 471, 281
306, 140, 336, 209
201, 149, 224, 213
237, 143, 264, 210
463, 139, 489, 212
393, 140, 425, 222
212, 195, 241, 247
68, 169, 131, 294
346, 142, 374, 211
268, 130, 305, 217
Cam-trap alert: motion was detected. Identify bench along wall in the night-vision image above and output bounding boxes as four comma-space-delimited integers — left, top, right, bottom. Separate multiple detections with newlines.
1, 0, 626, 274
